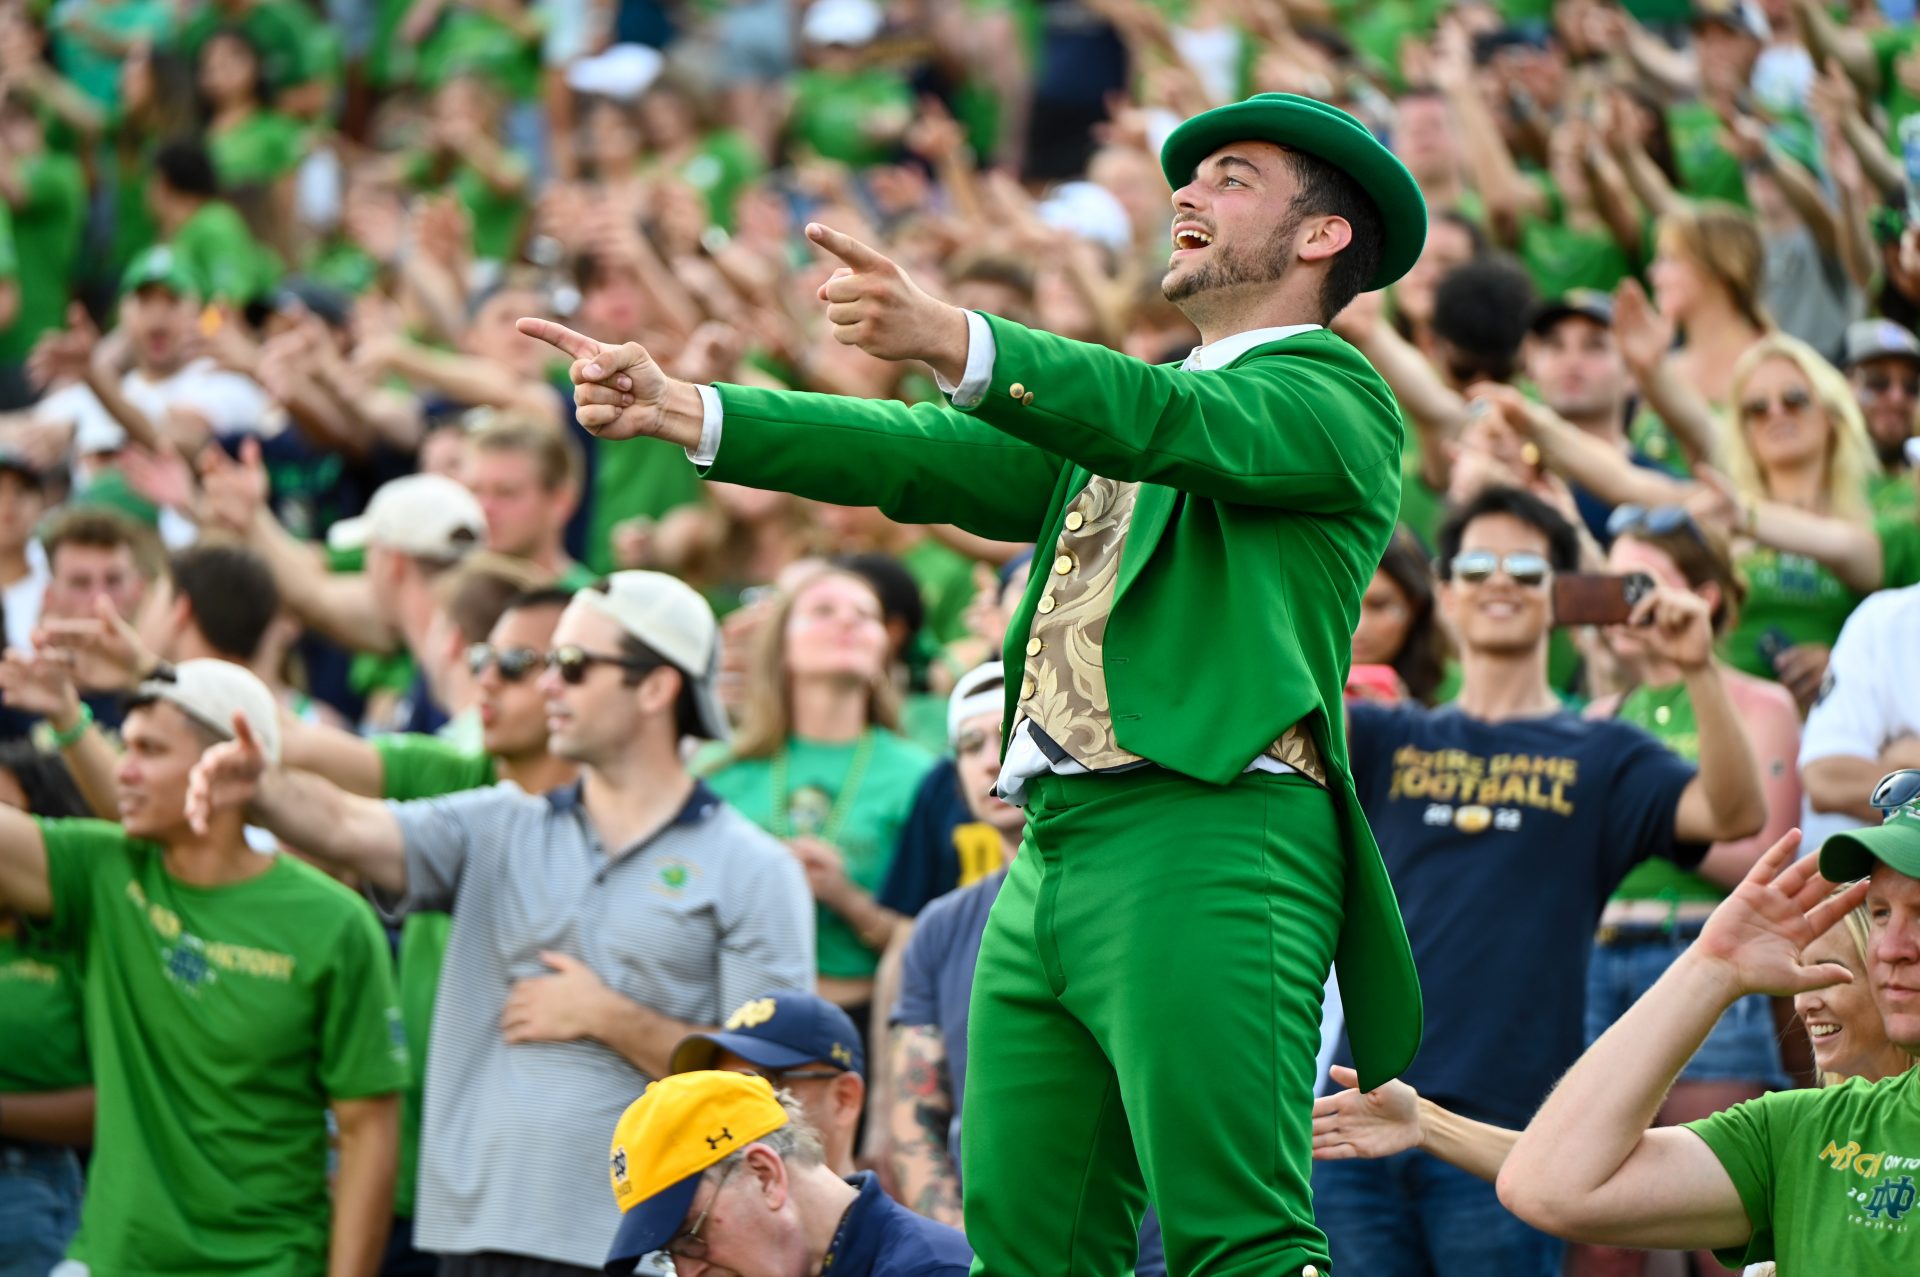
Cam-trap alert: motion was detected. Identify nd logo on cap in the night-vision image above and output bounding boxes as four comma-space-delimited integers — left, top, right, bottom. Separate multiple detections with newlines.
604, 1072, 790, 1272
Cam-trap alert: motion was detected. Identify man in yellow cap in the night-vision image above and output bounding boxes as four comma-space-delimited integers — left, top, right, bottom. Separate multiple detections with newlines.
525, 91, 1428, 1277
603, 1071, 970, 1277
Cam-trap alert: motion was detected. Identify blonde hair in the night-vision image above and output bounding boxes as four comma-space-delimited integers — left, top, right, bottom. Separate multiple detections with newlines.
1817, 890, 1918, 1087
1658, 202, 1769, 334
1720, 333, 1883, 523
727, 567, 901, 760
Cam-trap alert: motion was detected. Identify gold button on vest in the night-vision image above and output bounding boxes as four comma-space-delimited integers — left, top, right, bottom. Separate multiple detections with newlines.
1017, 476, 1325, 785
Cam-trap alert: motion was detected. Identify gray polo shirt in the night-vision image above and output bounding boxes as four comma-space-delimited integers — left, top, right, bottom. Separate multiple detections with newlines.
384, 779, 814, 1267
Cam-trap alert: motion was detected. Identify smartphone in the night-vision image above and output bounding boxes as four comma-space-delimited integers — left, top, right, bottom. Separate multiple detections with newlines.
1756, 626, 1796, 673
1345, 664, 1403, 702
1551, 572, 1655, 627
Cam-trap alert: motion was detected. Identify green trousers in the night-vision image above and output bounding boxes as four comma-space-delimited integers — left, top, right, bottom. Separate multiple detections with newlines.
960, 767, 1344, 1277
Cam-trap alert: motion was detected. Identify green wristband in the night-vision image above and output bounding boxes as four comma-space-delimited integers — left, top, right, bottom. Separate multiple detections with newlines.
48, 701, 94, 750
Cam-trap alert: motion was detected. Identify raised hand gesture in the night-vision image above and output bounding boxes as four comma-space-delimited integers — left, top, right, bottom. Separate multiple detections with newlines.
1693, 830, 1870, 999
1611, 278, 1674, 378
515, 317, 675, 441
807, 223, 968, 378
0, 647, 81, 723
34, 593, 157, 692
1626, 587, 1716, 672
184, 711, 268, 836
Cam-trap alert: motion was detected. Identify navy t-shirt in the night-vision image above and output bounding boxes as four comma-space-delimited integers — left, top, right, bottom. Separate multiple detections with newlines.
1338, 701, 1706, 1128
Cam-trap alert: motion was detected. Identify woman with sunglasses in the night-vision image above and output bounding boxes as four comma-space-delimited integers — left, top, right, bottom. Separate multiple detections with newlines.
700, 567, 940, 1037
1477, 333, 1884, 710
1577, 510, 1804, 1276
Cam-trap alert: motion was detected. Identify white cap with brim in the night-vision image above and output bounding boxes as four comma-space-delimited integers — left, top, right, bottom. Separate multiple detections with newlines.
948, 661, 1005, 743
327, 474, 488, 560
134, 659, 282, 765
802, 0, 883, 46
572, 571, 731, 742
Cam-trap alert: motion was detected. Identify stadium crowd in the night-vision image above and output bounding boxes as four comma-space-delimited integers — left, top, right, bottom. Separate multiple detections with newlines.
0, 0, 1918, 1275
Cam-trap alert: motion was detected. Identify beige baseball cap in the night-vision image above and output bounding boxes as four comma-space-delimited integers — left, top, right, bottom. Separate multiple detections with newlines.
572, 571, 730, 741
133, 659, 282, 764
327, 474, 488, 560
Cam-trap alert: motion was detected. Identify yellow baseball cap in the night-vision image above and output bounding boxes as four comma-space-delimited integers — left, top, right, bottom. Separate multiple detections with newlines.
603, 1072, 789, 1274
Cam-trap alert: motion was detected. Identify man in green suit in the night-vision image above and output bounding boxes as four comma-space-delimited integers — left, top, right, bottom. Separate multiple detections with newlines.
524, 94, 1427, 1277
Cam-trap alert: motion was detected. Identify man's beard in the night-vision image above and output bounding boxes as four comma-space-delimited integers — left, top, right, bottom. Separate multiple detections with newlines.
1161, 199, 1304, 305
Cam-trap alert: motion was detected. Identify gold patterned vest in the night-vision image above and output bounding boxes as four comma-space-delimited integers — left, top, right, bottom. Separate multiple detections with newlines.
1014, 475, 1326, 786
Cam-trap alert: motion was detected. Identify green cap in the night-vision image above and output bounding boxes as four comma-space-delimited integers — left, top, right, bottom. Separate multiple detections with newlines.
1819, 804, 1920, 882
1158, 92, 1428, 292
120, 246, 200, 300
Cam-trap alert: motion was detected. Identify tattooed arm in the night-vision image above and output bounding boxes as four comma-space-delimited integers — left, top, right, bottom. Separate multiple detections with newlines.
887, 1024, 963, 1227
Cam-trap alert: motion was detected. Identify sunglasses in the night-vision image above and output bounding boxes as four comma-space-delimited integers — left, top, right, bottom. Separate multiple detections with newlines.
664, 1159, 738, 1261
1739, 386, 1813, 423
718, 1064, 845, 1086
1858, 371, 1920, 400
1447, 551, 1551, 587
1871, 769, 1920, 819
1605, 503, 1709, 549
466, 644, 543, 683
546, 645, 660, 686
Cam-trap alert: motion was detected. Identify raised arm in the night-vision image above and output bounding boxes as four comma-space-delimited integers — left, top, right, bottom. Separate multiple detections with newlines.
1499, 833, 1865, 1249
187, 716, 409, 895
1475, 385, 1692, 509
1641, 591, 1768, 845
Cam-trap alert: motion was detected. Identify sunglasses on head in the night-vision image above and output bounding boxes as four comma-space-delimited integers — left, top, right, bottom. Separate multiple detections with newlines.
1447, 551, 1551, 587
466, 644, 542, 683
546, 645, 660, 686
1605, 503, 1709, 549
1739, 386, 1813, 423
1871, 769, 1920, 819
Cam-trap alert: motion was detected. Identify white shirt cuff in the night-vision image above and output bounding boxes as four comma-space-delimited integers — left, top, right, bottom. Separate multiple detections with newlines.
686, 384, 723, 467
934, 311, 996, 409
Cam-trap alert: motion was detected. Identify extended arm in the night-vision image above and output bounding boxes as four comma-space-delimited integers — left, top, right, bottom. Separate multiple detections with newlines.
887, 1024, 963, 1227
1312, 1067, 1519, 1184
1693, 683, 1802, 889
1478, 386, 1692, 508
0, 1087, 93, 1146
1672, 658, 1768, 845
328, 1095, 399, 1277
278, 717, 387, 798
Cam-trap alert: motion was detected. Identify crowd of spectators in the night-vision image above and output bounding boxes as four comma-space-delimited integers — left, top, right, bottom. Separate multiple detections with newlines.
0, 0, 1918, 1275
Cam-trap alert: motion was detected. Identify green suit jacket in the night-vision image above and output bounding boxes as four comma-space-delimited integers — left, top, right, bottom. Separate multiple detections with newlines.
706, 315, 1421, 1087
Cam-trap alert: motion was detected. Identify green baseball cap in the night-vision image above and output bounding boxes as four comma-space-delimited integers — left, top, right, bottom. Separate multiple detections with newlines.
120, 246, 200, 300
1819, 804, 1920, 883
1158, 92, 1427, 292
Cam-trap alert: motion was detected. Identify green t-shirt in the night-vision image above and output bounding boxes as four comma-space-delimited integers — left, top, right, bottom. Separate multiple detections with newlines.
656, 129, 765, 233
701, 730, 937, 980
1873, 27, 1920, 146
303, 236, 382, 296
172, 198, 281, 302
1722, 547, 1863, 680
1870, 470, 1918, 522
1608, 683, 1725, 905
1627, 404, 1696, 479
0, 919, 88, 1092
788, 67, 915, 168
585, 432, 704, 575
1881, 511, 1920, 590
210, 110, 307, 190
1686, 1065, 1920, 1272
899, 535, 978, 648
416, 8, 541, 101
1519, 175, 1634, 298
50, 0, 177, 114
1396, 465, 1445, 553
401, 150, 528, 264
33, 818, 408, 1275
1667, 100, 1750, 208
0, 151, 86, 362
374, 733, 498, 1219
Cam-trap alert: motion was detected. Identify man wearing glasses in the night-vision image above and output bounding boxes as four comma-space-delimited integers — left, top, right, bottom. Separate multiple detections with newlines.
184, 571, 816, 1277
1315, 486, 1768, 1277
669, 989, 868, 1177
604, 1071, 970, 1277
1500, 772, 1920, 1274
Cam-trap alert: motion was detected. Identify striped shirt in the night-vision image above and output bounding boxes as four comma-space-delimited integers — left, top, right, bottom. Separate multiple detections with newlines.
383, 779, 815, 1267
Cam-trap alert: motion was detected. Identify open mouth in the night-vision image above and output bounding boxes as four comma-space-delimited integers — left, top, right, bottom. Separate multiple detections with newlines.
1806, 1021, 1840, 1040
1172, 223, 1214, 253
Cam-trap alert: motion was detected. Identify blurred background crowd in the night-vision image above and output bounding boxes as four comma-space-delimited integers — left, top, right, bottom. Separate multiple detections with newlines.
2, 0, 1920, 1275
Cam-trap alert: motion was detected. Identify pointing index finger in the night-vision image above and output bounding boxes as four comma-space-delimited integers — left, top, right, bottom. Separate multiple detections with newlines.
516, 317, 601, 362
806, 222, 887, 271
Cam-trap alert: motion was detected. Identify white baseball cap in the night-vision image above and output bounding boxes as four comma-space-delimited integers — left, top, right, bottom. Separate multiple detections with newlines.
948, 661, 1005, 743
327, 474, 488, 560
802, 0, 883, 47
572, 571, 730, 741
133, 659, 282, 764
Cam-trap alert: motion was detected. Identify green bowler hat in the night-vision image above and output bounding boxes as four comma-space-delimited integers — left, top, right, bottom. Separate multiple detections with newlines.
1819, 804, 1920, 883
1159, 92, 1427, 292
